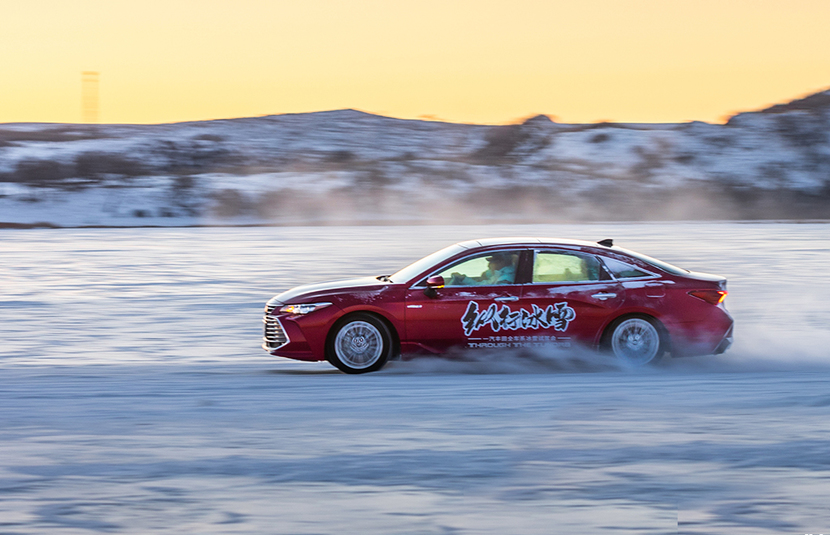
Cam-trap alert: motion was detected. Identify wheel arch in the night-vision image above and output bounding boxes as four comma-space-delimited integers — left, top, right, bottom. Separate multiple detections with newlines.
600, 312, 672, 355
326, 309, 401, 359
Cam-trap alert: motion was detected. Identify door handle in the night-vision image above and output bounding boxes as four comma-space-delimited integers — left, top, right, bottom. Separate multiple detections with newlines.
494, 296, 519, 302
591, 292, 617, 300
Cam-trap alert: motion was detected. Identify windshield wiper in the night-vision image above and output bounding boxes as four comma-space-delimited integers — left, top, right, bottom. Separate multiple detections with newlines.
376, 275, 392, 282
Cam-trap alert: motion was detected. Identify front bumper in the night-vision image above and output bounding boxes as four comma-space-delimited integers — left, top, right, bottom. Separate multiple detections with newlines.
261, 302, 342, 362
263, 315, 290, 351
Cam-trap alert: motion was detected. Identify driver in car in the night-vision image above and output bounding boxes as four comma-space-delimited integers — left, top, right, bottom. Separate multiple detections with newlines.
450, 254, 516, 286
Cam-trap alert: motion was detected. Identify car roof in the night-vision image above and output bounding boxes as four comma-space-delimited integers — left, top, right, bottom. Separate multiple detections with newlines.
457, 237, 606, 249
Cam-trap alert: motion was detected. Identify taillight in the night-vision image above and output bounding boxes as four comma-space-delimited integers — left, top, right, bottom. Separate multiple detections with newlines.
689, 290, 727, 305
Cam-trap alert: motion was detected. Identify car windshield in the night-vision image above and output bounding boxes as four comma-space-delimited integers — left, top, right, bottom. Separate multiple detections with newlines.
614, 246, 689, 275
389, 244, 468, 283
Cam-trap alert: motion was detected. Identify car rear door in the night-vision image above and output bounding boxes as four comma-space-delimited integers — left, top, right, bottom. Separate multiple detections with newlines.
519, 248, 625, 349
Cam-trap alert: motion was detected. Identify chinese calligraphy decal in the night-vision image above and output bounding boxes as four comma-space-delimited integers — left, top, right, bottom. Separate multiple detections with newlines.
461, 301, 576, 336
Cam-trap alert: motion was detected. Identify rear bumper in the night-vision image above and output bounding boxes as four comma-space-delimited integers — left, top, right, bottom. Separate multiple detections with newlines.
712, 324, 734, 355
666, 307, 734, 357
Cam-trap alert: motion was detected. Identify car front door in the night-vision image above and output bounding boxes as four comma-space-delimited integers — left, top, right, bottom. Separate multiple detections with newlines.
519, 249, 625, 349
404, 249, 528, 353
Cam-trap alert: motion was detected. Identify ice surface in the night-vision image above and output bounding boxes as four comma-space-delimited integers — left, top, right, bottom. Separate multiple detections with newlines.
0, 222, 829, 534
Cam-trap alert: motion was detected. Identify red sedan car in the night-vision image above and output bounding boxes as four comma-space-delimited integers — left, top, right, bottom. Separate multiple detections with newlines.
263, 238, 733, 373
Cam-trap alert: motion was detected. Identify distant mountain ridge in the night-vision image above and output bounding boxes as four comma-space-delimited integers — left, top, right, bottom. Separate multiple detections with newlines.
759, 89, 830, 114
2, 88, 830, 227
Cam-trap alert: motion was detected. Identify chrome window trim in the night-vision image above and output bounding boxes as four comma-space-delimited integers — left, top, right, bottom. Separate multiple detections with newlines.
524, 279, 608, 286
413, 282, 526, 290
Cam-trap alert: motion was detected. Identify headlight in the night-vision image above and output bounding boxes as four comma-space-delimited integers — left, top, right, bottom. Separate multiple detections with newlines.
279, 302, 333, 315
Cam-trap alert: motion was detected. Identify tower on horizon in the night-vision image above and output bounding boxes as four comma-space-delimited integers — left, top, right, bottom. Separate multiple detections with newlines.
81, 71, 99, 123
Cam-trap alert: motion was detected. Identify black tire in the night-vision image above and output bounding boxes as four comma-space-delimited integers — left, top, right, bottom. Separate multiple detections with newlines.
326, 313, 393, 374
604, 315, 665, 366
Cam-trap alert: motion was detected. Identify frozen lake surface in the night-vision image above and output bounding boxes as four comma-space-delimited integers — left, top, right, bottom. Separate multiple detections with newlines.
1, 222, 829, 534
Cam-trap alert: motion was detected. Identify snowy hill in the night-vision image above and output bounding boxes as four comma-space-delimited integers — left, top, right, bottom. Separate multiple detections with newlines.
2, 92, 830, 227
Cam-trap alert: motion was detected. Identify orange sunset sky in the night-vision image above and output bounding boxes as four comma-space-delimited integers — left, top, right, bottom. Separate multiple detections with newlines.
2, 0, 830, 125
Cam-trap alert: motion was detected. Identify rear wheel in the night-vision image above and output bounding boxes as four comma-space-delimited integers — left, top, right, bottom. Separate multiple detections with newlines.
607, 316, 663, 366
326, 313, 392, 374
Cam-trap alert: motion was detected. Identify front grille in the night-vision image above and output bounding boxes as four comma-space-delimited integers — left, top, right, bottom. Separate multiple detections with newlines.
263, 316, 289, 349
266, 303, 279, 315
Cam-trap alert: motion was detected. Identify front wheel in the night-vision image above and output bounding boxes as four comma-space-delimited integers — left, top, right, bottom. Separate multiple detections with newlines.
607, 316, 664, 366
326, 314, 393, 374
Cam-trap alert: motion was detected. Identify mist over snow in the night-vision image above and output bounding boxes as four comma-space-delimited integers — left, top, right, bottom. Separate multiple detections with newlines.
2, 90, 830, 227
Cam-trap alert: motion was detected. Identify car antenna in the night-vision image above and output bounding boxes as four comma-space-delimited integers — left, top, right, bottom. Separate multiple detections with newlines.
597, 239, 613, 247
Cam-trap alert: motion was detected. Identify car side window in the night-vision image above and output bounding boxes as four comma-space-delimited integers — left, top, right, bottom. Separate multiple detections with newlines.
533, 251, 601, 283
436, 251, 520, 286
601, 257, 652, 279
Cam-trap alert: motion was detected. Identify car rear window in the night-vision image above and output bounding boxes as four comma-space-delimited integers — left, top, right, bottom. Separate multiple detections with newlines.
601, 257, 652, 279
612, 247, 689, 276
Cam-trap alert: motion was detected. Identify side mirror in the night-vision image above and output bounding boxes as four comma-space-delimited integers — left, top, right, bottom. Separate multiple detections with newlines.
424, 275, 444, 298
426, 276, 445, 288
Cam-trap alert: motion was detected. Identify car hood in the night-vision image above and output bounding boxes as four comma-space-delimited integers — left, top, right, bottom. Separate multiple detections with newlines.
270, 276, 390, 305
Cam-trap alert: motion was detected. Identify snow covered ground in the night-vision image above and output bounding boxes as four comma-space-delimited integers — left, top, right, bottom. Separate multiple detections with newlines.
3, 91, 830, 226
1, 222, 829, 534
